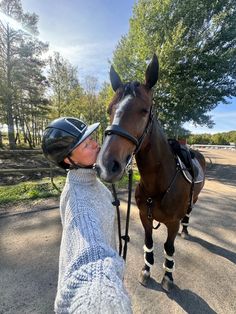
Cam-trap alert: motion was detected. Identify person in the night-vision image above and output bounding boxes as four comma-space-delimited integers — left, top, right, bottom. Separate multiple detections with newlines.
42, 117, 132, 314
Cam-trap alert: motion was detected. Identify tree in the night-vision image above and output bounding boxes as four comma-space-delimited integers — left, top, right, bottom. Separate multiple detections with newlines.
0, 0, 48, 148
74, 76, 109, 143
112, 0, 236, 137
48, 52, 78, 118
96, 82, 114, 142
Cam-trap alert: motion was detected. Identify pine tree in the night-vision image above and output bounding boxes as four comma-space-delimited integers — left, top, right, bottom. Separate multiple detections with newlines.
0, 0, 48, 148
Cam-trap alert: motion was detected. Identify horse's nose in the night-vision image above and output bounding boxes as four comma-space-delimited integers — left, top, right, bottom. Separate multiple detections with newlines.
109, 159, 121, 175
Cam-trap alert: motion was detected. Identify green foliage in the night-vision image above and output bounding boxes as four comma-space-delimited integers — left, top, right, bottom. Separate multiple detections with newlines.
48, 52, 79, 118
112, 0, 236, 137
187, 130, 236, 145
47, 51, 113, 142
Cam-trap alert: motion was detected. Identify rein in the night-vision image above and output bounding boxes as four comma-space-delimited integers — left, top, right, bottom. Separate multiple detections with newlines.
106, 106, 154, 261
111, 166, 133, 260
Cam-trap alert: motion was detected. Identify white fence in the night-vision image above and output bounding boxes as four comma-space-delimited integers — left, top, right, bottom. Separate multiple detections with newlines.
191, 144, 236, 150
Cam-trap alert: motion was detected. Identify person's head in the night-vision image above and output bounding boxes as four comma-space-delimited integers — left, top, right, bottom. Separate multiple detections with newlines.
42, 117, 100, 169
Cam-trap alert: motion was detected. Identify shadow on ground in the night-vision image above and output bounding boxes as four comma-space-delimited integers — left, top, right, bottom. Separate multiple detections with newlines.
146, 278, 217, 314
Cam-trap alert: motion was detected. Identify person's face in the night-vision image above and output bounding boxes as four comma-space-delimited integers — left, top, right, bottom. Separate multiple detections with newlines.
64, 136, 100, 167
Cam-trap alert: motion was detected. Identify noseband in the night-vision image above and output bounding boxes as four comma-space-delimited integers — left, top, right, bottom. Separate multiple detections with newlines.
105, 106, 154, 156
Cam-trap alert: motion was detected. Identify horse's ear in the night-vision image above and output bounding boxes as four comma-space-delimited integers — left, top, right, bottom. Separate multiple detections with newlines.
110, 65, 122, 92
145, 54, 159, 89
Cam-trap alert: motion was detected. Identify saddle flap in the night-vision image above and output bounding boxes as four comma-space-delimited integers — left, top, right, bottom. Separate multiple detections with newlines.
168, 139, 204, 183
177, 156, 204, 184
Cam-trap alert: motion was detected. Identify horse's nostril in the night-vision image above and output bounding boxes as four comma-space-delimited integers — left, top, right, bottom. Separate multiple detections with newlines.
111, 160, 121, 174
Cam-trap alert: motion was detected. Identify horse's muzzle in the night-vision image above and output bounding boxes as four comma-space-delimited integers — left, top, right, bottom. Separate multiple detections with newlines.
95, 156, 124, 183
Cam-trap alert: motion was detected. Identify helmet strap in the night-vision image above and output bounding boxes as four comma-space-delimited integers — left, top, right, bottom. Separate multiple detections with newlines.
67, 156, 93, 169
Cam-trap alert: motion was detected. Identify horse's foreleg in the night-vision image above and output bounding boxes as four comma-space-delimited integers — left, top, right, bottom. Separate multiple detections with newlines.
161, 220, 179, 292
139, 212, 153, 286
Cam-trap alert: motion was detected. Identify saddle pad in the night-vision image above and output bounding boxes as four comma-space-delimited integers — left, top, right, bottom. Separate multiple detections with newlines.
177, 156, 204, 184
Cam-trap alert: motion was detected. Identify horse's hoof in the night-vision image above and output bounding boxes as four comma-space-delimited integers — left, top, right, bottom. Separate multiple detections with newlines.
139, 270, 150, 287
161, 275, 174, 292
181, 231, 190, 240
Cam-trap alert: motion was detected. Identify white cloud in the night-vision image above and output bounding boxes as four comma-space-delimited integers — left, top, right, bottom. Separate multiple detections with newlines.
47, 40, 117, 85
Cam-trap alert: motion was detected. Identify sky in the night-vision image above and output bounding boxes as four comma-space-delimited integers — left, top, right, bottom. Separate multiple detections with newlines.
2, 0, 236, 134
21, 0, 135, 84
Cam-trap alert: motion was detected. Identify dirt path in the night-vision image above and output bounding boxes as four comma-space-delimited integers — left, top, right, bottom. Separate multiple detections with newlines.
0, 149, 235, 314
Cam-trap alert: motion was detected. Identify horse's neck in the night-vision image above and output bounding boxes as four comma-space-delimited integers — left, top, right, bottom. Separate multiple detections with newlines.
135, 120, 176, 196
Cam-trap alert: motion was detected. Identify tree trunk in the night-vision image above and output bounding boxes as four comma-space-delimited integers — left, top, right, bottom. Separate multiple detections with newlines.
15, 115, 21, 144
0, 130, 3, 147
6, 97, 16, 149
6, 24, 16, 149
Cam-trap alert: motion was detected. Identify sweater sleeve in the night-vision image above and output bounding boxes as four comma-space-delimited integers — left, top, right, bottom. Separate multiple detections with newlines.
55, 189, 132, 314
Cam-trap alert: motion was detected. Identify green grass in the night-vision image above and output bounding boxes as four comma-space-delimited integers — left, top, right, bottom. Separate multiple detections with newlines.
0, 176, 66, 205
102, 169, 140, 190
116, 169, 140, 189
0, 170, 140, 206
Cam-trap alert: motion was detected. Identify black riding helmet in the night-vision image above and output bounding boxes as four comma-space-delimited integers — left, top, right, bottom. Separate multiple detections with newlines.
42, 117, 100, 169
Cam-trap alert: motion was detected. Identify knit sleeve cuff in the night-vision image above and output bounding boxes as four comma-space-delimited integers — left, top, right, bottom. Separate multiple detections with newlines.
55, 257, 132, 314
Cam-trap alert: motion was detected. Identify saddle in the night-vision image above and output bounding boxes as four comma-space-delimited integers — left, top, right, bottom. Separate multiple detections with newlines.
168, 139, 204, 184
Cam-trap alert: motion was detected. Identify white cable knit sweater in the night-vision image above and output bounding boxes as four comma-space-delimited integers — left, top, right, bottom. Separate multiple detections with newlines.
54, 168, 132, 314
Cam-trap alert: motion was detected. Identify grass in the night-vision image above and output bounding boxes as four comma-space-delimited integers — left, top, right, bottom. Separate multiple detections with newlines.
110, 169, 140, 189
0, 176, 65, 205
0, 170, 140, 206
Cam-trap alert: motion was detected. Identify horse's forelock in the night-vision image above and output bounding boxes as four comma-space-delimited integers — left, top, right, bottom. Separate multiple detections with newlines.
123, 81, 140, 97
107, 81, 141, 115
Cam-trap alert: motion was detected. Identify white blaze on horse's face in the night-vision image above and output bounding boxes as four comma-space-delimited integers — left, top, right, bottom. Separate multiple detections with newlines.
96, 95, 136, 183
112, 95, 133, 125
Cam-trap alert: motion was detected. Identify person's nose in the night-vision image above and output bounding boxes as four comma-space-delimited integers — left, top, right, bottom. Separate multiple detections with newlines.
90, 138, 98, 148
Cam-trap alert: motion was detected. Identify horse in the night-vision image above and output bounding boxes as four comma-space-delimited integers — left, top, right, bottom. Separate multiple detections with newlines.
96, 54, 206, 291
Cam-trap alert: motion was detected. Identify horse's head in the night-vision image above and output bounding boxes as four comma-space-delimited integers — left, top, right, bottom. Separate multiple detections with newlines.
96, 54, 159, 182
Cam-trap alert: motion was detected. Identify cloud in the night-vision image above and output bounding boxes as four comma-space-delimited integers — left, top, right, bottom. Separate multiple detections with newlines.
47, 40, 117, 85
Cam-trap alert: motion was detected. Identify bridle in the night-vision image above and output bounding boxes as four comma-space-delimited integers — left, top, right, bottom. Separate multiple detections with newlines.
104, 95, 154, 261
105, 105, 154, 162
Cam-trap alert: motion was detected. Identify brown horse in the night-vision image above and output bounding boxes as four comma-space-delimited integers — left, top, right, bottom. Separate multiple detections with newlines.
96, 54, 206, 291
